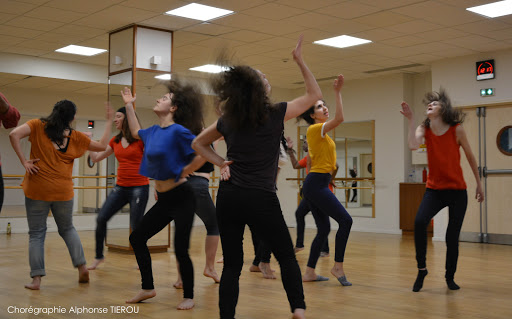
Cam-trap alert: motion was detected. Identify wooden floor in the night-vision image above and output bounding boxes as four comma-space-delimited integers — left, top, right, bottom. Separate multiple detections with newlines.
1, 227, 511, 319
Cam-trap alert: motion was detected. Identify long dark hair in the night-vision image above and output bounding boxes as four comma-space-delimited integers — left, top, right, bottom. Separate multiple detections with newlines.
422, 89, 465, 128
212, 65, 273, 131
166, 79, 204, 135
40, 100, 76, 145
114, 107, 139, 144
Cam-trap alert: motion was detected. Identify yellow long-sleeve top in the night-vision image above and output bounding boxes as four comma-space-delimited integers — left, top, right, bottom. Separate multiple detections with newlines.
307, 123, 337, 174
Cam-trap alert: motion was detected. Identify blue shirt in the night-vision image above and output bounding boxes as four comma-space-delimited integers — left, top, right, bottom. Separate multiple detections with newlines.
138, 124, 196, 181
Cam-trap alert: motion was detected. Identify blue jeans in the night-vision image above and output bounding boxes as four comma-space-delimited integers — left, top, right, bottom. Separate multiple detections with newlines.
95, 184, 149, 259
25, 197, 86, 277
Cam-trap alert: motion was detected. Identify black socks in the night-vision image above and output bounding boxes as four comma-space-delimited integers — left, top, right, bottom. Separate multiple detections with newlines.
446, 279, 460, 290
412, 269, 428, 292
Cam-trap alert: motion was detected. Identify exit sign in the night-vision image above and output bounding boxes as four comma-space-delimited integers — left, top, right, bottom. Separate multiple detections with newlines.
476, 59, 495, 81
480, 88, 494, 97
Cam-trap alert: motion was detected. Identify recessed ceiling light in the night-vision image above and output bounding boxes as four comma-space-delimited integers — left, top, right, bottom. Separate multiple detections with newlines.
55, 45, 107, 56
467, 0, 512, 18
154, 74, 171, 80
314, 35, 372, 49
189, 64, 229, 73
165, 3, 233, 21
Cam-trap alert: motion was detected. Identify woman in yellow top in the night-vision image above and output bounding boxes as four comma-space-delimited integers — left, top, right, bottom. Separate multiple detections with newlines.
298, 75, 353, 286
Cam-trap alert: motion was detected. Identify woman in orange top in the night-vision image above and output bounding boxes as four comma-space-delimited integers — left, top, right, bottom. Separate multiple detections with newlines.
9, 100, 113, 290
87, 107, 149, 270
401, 89, 484, 292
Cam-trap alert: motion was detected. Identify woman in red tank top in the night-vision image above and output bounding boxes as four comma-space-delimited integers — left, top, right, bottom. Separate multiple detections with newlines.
401, 89, 484, 292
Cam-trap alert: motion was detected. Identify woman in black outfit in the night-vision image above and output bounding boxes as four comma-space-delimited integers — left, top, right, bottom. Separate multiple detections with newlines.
193, 35, 322, 319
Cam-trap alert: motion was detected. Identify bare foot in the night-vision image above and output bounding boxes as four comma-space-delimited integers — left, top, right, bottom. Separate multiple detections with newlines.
292, 308, 306, 319
320, 252, 330, 257
330, 264, 345, 279
216, 257, 223, 263
78, 265, 89, 283
294, 247, 304, 253
173, 280, 183, 289
177, 298, 194, 310
126, 289, 156, 303
302, 268, 322, 282
24, 276, 41, 290
203, 267, 220, 283
258, 262, 276, 279
249, 264, 261, 272
87, 258, 104, 270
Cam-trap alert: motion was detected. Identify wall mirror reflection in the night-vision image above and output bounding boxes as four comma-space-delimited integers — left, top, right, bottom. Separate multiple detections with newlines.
296, 120, 375, 218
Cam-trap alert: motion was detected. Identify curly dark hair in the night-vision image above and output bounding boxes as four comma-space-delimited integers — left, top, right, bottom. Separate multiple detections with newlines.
40, 100, 77, 145
422, 89, 465, 128
113, 107, 140, 144
212, 65, 273, 130
165, 79, 204, 135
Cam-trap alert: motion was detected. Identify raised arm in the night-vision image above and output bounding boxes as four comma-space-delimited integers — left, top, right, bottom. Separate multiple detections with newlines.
285, 137, 302, 169
89, 145, 114, 163
88, 103, 114, 152
323, 74, 345, 134
9, 123, 40, 175
121, 87, 141, 139
284, 35, 323, 122
192, 121, 233, 181
0, 92, 21, 128
400, 102, 424, 150
457, 125, 484, 202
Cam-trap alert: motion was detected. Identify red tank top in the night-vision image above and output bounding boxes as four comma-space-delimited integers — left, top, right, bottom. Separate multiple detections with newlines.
425, 124, 466, 190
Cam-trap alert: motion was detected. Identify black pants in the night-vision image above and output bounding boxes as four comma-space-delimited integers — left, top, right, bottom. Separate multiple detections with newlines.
129, 182, 195, 299
0, 166, 3, 214
303, 173, 352, 268
217, 181, 305, 319
251, 230, 271, 265
414, 188, 467, 280
295, 198, 330, 253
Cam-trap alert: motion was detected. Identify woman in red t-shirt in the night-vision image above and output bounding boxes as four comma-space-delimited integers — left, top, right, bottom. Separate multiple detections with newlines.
87, 107, 149, 270
401, 89, 484, 292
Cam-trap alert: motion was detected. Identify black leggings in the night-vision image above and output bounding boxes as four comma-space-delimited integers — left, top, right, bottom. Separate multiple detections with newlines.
295, 198, 330, 253
415, 188, 467, 280
303, 173, 352, 268
216, 181, 305, 319
129, 182, 195, 298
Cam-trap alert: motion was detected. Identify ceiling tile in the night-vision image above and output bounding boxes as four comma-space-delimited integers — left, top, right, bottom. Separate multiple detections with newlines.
0, 25, 45, 39
24, 6, 87, 23
386, 20, 443, 34
241, 3, 307, 21
454, 20, 512, 35
358, 0, 427, 9
0, 0, 37, 15
76, 34, 109, 50
435, 0, 494, 9
392, 1, 484, 26
415, 28, 468, 41
51, 24, 107, 37
44, 0, 124, 14
33, 32, 90, 45
0, 46, 49, 56
403, 53, 443, 63
74, 84, 108, 95
384, 35, 429, 48
139, 14, 200, 31
4, 16, 65, 31
351, 28, 404, 42
182, 23, 237, 36
172, 31, 212, 47
77, 53, 109, 66
200, 0, 269, 12
72, 5, 159, 30
0, 12, 17, 24
274, 0, 341, 11
16, 39, 65, 51
121, 0, 188, 13
316, 1, 381, 19
219, 30, 273, 42
252, 37, 297, 50
0, 34, 25, 46
39, 51, 85, 61
353, 11, 415, 28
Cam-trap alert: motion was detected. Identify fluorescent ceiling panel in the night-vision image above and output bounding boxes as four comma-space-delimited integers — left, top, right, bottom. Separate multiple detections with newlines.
154, 74, 172, 80
467, 0, 512, 18
55, 45, 107, 56
314, 35, 371, 49
165, 3, 233, 21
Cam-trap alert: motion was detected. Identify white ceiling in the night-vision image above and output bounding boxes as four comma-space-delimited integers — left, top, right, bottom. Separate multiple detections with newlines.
1, 0, 512, 93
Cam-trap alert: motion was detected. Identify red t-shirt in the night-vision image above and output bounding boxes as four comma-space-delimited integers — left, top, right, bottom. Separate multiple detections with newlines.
298, 156, 334, 193
0, 93, 21, 166
109, 137, 149, 187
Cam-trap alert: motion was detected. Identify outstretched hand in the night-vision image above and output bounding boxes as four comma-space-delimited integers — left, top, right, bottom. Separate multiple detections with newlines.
292, 34, 304, 63
220, 160, 234, 181
121, 87, 136, 105
333, 74, 344, 92
400, 102, 413, 120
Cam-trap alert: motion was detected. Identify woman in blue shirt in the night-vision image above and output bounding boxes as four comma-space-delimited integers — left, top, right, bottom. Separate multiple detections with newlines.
122, 81, 205, 310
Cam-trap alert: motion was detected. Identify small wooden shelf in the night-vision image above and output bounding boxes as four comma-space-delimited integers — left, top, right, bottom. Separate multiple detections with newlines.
399, 183, 432, 232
